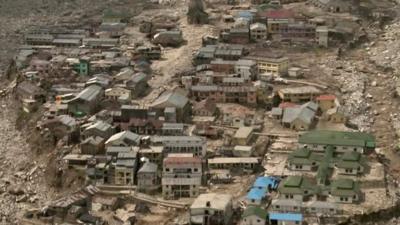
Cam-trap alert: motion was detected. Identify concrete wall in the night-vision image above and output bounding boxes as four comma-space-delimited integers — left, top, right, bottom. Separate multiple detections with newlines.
271, 204, 301, 213
289, 164, 313, 171
281, 194, 303, 202
332, 195, 358, 204
299, 143, 364, 154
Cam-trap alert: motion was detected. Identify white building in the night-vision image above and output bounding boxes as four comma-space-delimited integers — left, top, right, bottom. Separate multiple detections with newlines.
190, 193, 233, 225
250, 23, 267, 40
162, 153, 202, 199
151, 136, 207, 157
234, 59, 258, 81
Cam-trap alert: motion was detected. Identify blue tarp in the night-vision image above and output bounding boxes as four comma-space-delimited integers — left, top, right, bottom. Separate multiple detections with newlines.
253, 176, 280, 190
269, 213, 303, 222
246, 187, 267, 200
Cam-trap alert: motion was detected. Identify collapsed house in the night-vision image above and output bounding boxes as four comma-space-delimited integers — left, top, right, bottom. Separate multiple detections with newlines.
187, 0, 209, 24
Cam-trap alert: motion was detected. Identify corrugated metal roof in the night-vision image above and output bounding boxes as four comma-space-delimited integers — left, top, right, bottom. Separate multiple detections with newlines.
299, 130, 375, 148
253, 176, 279, 189
246, 187, 267, 200
151, 91, 188, 109
105, 131, 140, 145
74, 85, 103, 102
86, 120, 112, 132
269, 213, 303, 221
282, 102, 317, 124
138, 162, 158, 173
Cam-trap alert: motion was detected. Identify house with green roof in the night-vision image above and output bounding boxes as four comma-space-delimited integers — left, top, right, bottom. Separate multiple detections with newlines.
316, 162, 331, 186
298, 130, 376, 154
287, 148, 319, 171
278, 176, 318, 201
316, 147, 334, 185
329, 179, 360, 203
335, 152, 366, 175
242, 206, 268, 225
271, 199, 302, 213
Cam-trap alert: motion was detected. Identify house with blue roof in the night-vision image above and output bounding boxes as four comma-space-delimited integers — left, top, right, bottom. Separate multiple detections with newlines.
253, 176, 280, 191
269, 212, 303, 225
246, 187, 268, 205
236, 11, 255, 23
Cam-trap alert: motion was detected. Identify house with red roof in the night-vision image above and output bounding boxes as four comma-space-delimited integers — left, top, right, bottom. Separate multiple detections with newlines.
264, 9, 295, 34
316, 94, 338, 112
162, 153, 202, 199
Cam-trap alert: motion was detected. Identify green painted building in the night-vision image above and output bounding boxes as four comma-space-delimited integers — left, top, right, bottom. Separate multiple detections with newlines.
73, 58, 90, 76
242, 206, 268, 225
278, 176, 318, 201
298, 130, 375, 153
287, 148, 320, 171
330, 179, 361, 203
335, 152, 367, 175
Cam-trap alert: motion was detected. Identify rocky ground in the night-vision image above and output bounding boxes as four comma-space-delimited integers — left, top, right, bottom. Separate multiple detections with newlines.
0, 0, 146, 223
0, 97, 55, 224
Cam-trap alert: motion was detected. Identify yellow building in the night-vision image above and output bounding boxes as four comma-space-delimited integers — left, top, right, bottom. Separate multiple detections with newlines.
245, 54, 289, 76
326, 107, 347, 123
233, 127, 254, 146
316, 95, 337, 112
277, 86, 322, 103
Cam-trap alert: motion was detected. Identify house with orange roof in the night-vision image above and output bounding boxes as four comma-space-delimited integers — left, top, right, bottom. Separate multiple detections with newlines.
316, 94, 338, 112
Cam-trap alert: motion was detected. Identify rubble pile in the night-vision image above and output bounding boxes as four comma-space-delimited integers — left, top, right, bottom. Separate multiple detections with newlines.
0, 99, 52, 224
368, 22, 400, 74
319, 57, 372, 131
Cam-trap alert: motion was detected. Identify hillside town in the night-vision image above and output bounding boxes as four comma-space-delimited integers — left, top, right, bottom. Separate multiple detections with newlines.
1, 0, 400, 224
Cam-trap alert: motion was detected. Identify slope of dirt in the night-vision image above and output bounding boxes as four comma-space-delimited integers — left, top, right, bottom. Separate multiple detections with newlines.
0, 1, 146, 223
